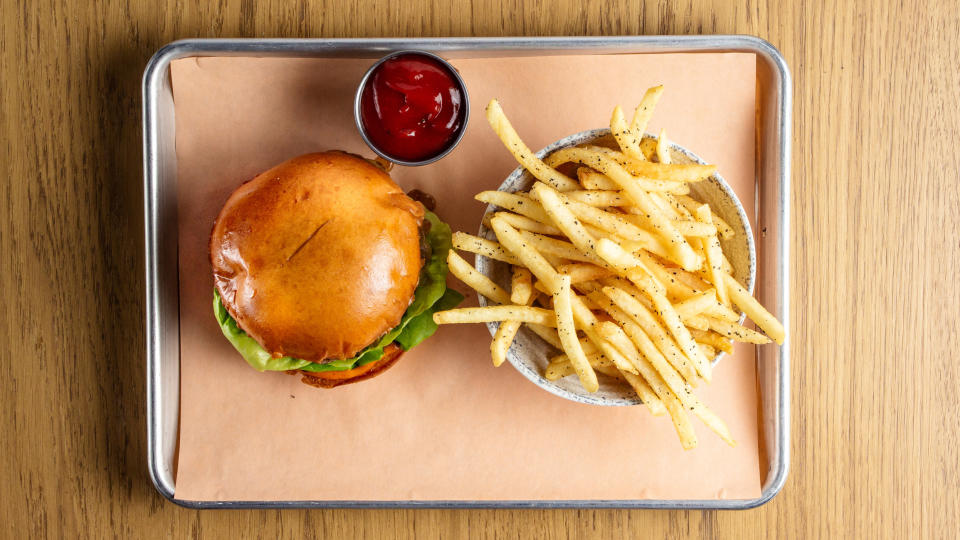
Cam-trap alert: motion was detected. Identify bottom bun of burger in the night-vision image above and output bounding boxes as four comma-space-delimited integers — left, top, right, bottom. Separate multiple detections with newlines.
295, 344, 405, 388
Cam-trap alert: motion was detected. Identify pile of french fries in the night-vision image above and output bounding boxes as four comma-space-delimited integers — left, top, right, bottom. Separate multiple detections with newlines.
432, 86, 785, 449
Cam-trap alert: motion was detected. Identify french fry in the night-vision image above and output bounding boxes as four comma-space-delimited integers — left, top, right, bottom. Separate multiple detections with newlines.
593, 238, 661, 292
611, 105, 644, 160
597, 322, 638, 358
548, 357, 625, 380
656, 128, 671, 164
596, 228, 673, 262
553, 275, 599, 392
564, 189, 629, 207
649, 192, 681, 219
447, 251, 512, 305
433, 305, 557, 326
531, 279, 551, 297
526, 323, 563, 349
452, 232, 521, 265
510, 267, 534, 303
577, 293, 603, 311
540, 251, 567, 269
485, 100, 580, 191
639, 136, 658, 161
630, 85, 664, 144
621, 371, 669, 417
661, 192, 692, 219
721, 252, 734, 275
690, 328, 734, 354
676, 268, 712, 292
639, 253, 713, 295
489, 216, 562, 292
624, 370, 694, 446
689, 403, 737, 447
544, 357, 576, 380
544, 351, 613, 381
674, 289, 719, 319
703, 316, 771, 344
494, 211, 563, 236
561, 151, 692, 193
692, 204, 728, 306
684, 314, 711, 331
475, 190, 553, 224
573, 167, 689, 194
490, 267, 535, 367
709, 302, 740, 323
491, 323, 521, 367
519, 230, 601, 264
571, 281, 602, 297
631, 251, 699, 300
674, 291, 740, 327
672, 220, 718, 238
563, 145, 716, 183
531, 182, 599, 259
721, 273, 786, 344
577, 167, 618, 190
578, 337, 599, 355
594, 364, 626, 379
622, 157, 716, 182
532, 290, 552, 308
698, 343, 718, 361
573, 145, 704, 190
676, 194, 735, 239
557, 263, 614, 284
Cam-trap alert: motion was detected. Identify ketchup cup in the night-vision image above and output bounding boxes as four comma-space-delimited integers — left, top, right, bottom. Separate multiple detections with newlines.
354, 50, 470, 166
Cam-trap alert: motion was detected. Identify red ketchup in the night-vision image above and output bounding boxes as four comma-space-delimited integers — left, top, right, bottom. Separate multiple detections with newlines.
360, 54, 464, 162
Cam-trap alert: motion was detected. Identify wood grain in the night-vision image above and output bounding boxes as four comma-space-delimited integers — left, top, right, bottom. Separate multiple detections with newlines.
1, 0, 958, 537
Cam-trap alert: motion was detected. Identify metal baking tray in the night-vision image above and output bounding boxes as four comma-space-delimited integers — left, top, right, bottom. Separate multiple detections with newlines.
143, 36, 791, 509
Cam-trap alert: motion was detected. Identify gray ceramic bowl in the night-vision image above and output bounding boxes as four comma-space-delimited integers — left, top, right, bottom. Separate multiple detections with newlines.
475, 129, 756, 406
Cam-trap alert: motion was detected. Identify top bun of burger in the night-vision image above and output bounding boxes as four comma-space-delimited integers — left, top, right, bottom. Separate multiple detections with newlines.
209, 151, 425, 362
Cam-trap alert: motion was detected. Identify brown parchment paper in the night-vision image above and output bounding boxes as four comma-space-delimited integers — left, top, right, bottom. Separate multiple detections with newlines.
171, 52, 760, 502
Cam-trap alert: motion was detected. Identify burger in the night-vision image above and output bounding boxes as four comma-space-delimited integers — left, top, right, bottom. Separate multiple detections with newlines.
209, 151, 462, 387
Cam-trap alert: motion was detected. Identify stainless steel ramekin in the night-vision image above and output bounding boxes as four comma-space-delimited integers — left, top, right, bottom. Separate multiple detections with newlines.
353, 50, 470, 167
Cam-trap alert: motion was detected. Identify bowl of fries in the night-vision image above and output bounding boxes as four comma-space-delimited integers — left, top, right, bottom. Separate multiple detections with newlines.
472, 126, 756, 406
433, 87, 786, 448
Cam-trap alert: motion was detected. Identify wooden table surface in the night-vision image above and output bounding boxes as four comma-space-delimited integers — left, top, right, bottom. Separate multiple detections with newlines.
2, 0, 958, 537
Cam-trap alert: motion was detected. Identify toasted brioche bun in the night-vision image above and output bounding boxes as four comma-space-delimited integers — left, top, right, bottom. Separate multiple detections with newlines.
294, 343, 405, 388
210, 151, 425, 364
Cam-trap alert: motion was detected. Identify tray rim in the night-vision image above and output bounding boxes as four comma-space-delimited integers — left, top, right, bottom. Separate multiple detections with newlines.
143, 35, 791, 510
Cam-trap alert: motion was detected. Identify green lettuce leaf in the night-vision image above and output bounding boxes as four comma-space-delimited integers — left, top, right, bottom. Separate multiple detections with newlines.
213, 292, 312, 372
395, 288, 464, 350
214, 211, 461, 373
